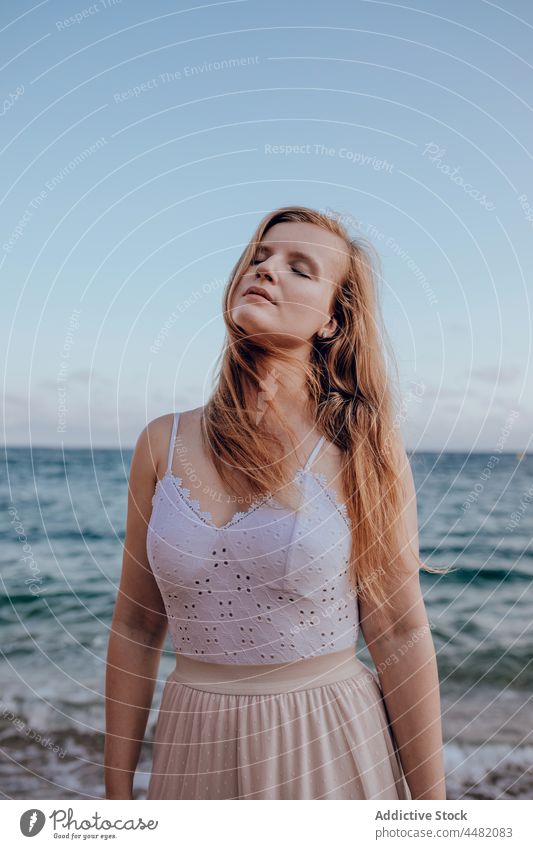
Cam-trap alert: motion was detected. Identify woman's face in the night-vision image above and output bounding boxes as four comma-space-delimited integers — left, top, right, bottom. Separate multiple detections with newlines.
230, 221, 347, 346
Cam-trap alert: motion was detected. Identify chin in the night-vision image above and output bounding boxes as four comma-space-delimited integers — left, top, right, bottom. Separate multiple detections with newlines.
231, 304, 273, 332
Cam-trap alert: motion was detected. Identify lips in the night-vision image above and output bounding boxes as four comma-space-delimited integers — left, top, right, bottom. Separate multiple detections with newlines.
244, 286, 275, 303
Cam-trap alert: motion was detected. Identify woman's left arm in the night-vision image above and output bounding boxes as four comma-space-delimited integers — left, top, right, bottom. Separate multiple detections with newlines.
358, 437, 447, 800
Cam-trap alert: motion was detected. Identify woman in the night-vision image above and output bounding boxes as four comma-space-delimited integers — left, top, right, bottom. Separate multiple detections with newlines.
104, 206, 447, 800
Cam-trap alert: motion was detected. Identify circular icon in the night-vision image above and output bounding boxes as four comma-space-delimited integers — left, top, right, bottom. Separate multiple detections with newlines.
20, 809, 46, 837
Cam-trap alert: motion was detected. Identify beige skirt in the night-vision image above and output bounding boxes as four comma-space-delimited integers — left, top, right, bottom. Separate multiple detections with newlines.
147, 646, 412, 800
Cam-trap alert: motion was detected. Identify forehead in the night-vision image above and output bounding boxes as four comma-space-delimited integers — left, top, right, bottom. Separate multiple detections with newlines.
260, 221, 348, 280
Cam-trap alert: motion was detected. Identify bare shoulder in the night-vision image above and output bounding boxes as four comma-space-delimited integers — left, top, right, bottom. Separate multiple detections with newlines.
387, 427, 415, 497
134, 414, 172, 482
139, 407, 204, 480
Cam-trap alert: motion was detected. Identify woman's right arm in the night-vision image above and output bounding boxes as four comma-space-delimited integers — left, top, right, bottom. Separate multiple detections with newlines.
104, 418, 170, 800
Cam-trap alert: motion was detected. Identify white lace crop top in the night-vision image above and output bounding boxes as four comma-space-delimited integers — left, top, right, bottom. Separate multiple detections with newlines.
147, 412, 359, 664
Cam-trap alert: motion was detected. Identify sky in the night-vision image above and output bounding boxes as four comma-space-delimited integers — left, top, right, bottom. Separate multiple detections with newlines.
1, 0, 532, 451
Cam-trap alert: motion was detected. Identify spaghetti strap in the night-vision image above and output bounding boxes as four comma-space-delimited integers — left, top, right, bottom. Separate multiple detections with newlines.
166, 412, 181, 475
302, 434, 326, 472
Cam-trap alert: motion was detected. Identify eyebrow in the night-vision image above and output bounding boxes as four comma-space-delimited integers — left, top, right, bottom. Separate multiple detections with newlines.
254, 244, 321, 277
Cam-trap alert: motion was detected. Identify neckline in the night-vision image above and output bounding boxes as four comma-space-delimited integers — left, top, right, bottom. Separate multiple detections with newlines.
156, 466, 350, 532
163, 412, 329, 530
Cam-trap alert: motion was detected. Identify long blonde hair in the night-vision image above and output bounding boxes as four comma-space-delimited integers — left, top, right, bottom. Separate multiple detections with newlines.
200, 206, 446, 611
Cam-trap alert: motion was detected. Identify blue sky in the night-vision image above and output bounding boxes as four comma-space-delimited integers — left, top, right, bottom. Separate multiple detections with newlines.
2, 0, 532, 451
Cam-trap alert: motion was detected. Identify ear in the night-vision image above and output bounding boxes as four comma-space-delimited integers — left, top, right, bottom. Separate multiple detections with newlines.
319, 316, 338, 339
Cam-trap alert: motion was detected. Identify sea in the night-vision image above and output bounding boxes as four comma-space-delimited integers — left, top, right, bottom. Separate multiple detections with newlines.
1, 448, 532, 800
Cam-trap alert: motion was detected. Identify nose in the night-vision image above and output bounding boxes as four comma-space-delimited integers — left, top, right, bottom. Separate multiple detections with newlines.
253, 253, 279, 282
255, 263, 277, 285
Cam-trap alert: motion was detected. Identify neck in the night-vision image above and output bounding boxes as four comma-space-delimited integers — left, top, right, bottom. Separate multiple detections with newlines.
256, 357, 316, 436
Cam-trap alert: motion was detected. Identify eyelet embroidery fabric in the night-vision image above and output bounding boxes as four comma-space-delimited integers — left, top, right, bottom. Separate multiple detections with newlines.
164, 471, 279, 530
146, 412, 359, 664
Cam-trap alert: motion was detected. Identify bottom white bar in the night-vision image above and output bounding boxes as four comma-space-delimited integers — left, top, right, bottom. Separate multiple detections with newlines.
4, 799, 532, 848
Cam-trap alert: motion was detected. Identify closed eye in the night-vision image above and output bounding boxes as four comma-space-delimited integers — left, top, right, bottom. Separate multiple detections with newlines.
250, 256, 311, 278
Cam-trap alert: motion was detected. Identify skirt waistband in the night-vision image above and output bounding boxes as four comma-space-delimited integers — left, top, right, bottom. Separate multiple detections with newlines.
168, 646, 377, 695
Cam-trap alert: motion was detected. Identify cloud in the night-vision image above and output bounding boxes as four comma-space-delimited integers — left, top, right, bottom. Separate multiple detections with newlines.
469, 365, 523, 384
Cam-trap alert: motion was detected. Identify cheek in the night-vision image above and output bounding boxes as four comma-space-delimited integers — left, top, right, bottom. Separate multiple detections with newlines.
284, 286, 328, 323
